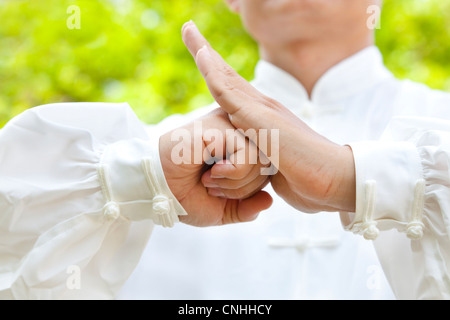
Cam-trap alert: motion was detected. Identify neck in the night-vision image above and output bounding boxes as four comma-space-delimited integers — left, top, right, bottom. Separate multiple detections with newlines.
259, 34, 374, 97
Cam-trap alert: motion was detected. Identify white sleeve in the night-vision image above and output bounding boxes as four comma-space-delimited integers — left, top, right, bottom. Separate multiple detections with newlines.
0, 102, 186, 300
340, 116, 450, 299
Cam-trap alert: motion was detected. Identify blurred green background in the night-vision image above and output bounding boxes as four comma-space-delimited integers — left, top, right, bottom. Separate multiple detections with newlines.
0, 0, 449, 128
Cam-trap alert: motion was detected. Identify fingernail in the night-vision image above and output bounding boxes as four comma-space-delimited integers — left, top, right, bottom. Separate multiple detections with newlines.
208, 188, 225, 198
204, 181, 220, 188
182, 20, 194, 31
181, 20, 196, 39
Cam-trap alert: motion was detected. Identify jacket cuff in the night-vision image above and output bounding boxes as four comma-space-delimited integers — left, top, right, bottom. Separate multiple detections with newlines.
340, 141, 425, 240
99, 137, 187, 228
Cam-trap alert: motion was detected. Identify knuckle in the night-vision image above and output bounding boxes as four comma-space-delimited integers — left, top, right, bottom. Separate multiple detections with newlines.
257, 95, 285, 113
223, 200, 241, 224
222, 179, 246, 189
212, 84, 233, 104
223, 188, 248, 200
231, 165, 250, 180
222, 64, 237, 78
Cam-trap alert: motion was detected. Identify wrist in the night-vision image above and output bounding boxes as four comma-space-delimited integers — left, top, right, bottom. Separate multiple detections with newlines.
329, 145, 356, 212
158, 133, 177, 198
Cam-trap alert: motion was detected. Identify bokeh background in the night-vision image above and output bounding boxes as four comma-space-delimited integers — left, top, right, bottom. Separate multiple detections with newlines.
0, 0, 449, 128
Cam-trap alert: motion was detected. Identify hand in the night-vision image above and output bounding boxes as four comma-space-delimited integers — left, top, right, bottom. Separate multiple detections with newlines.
182, 21, 356, 213
159, 109, 273, 227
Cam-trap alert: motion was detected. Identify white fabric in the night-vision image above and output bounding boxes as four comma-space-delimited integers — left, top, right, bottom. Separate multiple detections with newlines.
343, 116, 450, 299
0, 103, 186, 299
119, 46, 450, 300
118, 46, 415, 300
1, 46, 450, 300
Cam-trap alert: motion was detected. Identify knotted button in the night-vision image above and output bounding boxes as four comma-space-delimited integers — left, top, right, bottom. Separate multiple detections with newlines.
362, 222, 379, 241
407, 222, 424, 240
104, 201, 121, 220
299, 101, 315, 119
152, 195, 170, 215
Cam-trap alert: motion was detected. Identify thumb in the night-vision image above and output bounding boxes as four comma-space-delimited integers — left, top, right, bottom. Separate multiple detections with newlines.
222, 190, 273, 225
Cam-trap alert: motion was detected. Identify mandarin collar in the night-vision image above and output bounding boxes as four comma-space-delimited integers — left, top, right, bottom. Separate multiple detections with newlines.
252, 46, 394, 109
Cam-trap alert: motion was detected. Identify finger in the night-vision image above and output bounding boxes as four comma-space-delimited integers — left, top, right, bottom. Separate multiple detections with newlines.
182, 21, 265, 124
221, 190, 273, 225
181, 20, 211, 61
209, 175, 270, 200
203, 166, 269, 190
211, 160, 262, 182
217, 129, 257, 179
182, 20, 287, 174
203, 161, 268, 188
205, 127, 261, 180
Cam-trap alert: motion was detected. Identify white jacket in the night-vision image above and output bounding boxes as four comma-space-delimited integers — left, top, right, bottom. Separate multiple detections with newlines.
0, 46, 449, 299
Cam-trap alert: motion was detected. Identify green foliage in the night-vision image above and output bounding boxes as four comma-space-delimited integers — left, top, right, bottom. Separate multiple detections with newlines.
0, 0, 449, 128
377, 0, 450, 91
0, 0, 257, 127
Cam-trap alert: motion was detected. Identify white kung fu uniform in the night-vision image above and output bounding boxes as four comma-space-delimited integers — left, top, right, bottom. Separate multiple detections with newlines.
0, 103, 187, 299
119, 46, 450, 300
0, 46, 449, 299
